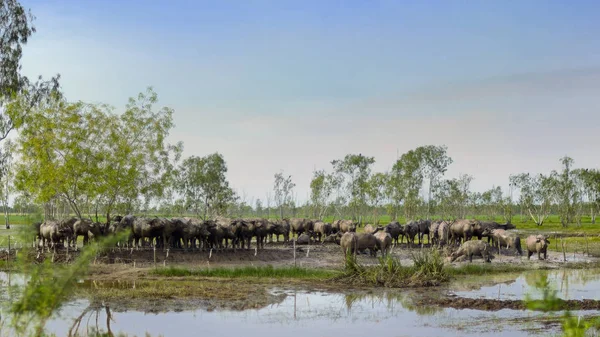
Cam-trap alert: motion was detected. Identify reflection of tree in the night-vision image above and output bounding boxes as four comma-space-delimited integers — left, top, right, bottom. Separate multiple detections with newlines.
67, 304, 115, 337
523, 269, 600, 298
343, 291, 443, 316
524, 270, 550, 289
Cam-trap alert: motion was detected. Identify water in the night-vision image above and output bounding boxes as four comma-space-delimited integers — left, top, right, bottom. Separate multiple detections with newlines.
2, 269, 600, 337
41, 290, 547, 337
451, 268, 600, 301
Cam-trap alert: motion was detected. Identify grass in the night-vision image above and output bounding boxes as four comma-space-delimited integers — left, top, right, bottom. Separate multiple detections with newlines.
333, 249, 448, 287
545, 236, 600, 256
0, 214, 43, 226
147, 251, 450, 289
151, 265, 339, 279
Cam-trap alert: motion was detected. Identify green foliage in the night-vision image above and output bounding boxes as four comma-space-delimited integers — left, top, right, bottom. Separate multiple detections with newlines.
14, 99, 110, 218
273, 171, 295, 219
309, 169, 335, 219
118, 88, 182, 211
433, 174, 473, 220
366, 172, 388, 223
12, 87, 182, 220
419, 145, 453, 218
331, 153, 376, 222
575, 169, 600, 224
335, 250, 448, 287
0, 0, 61, 144
391, 149, 423, 221
551, 157, 579, 227
513, 172, 555, 226
410, 248, 446, 282
177, 153, 236, 219
3, 224, 129, 337
523, 271, 600, 336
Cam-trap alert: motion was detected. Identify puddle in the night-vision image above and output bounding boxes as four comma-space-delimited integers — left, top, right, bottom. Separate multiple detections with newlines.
38, 290, 559, 337
451, 268, 600, 301
1, 271, 599, 336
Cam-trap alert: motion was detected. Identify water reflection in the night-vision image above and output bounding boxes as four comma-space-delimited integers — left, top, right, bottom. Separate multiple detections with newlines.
343, 291, 443, 316
64, 303, 116, 337
1, 271, 599, 337
41, 288, 566, 337
452, 268, 600, 301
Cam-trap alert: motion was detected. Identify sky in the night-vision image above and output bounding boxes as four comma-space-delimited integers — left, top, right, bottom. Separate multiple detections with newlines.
18, 0, 600, 204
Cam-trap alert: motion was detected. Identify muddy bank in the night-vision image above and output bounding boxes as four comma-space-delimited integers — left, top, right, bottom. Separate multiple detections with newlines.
418, 295, 600, 311
3, 240, 596, 270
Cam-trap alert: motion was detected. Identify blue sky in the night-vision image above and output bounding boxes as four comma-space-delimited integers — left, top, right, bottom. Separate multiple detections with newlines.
20, 0, 600, 203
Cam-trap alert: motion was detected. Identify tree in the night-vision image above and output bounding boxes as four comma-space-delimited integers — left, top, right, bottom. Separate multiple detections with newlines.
418, 145, 453, 219
512, 173, 554, 226
14, 88, 182, 221
550, 156, 578, 227
470, 191, 483, 219
509, 174, 526, 222
1, 0, 61, 144
255, 198, 263, 217
265, 191, 272, 219
116, 88, 182, 214
434, 174, 472, 220
309, 169, 334, 220
572, 169, 587, 227
457, 174, 473, 218
273, 172, 295, 219
502, 175, 518, 224
433, 180, 457, 220
575, 169, 600, 224
0, 140, 14, 228
14, 100, 108, 219
391, 149, 423, 221
385, 163, 405, 221
481, 186, 503, 220
327, 171, 345, 220
367, 172, 388, 224
177, 153, 236, 219
331, 153, 375, 223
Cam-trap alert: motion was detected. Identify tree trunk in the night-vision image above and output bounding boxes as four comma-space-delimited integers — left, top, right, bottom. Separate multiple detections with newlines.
592, 207, 596, 224
427, 176, 432, 220
4, 203, 9, 229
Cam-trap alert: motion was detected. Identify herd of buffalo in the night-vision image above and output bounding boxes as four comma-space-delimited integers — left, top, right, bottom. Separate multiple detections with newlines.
32, 216, 552, 263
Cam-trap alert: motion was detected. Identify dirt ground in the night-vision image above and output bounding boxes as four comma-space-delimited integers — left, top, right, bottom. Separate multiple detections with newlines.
4, 239, 596, 270
95, 240, 599, 269
417, 296, 600, 311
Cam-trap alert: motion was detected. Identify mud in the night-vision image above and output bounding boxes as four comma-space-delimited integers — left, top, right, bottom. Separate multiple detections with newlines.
417, 295, 600, 311
3, 239, 595, 270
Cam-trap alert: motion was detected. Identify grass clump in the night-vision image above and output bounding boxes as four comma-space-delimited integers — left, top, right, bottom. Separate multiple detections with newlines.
410, 249, 448, 286
152, 265, 339, 279
334, 249, 449, 287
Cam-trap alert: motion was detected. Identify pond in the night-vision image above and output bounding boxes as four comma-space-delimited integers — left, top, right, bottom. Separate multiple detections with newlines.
1, 268, 599, 337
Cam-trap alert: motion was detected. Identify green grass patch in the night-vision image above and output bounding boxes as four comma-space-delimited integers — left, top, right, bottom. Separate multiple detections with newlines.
152, 265, 339, 279
545, 236, 600, 256
333, 249, 449, 287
